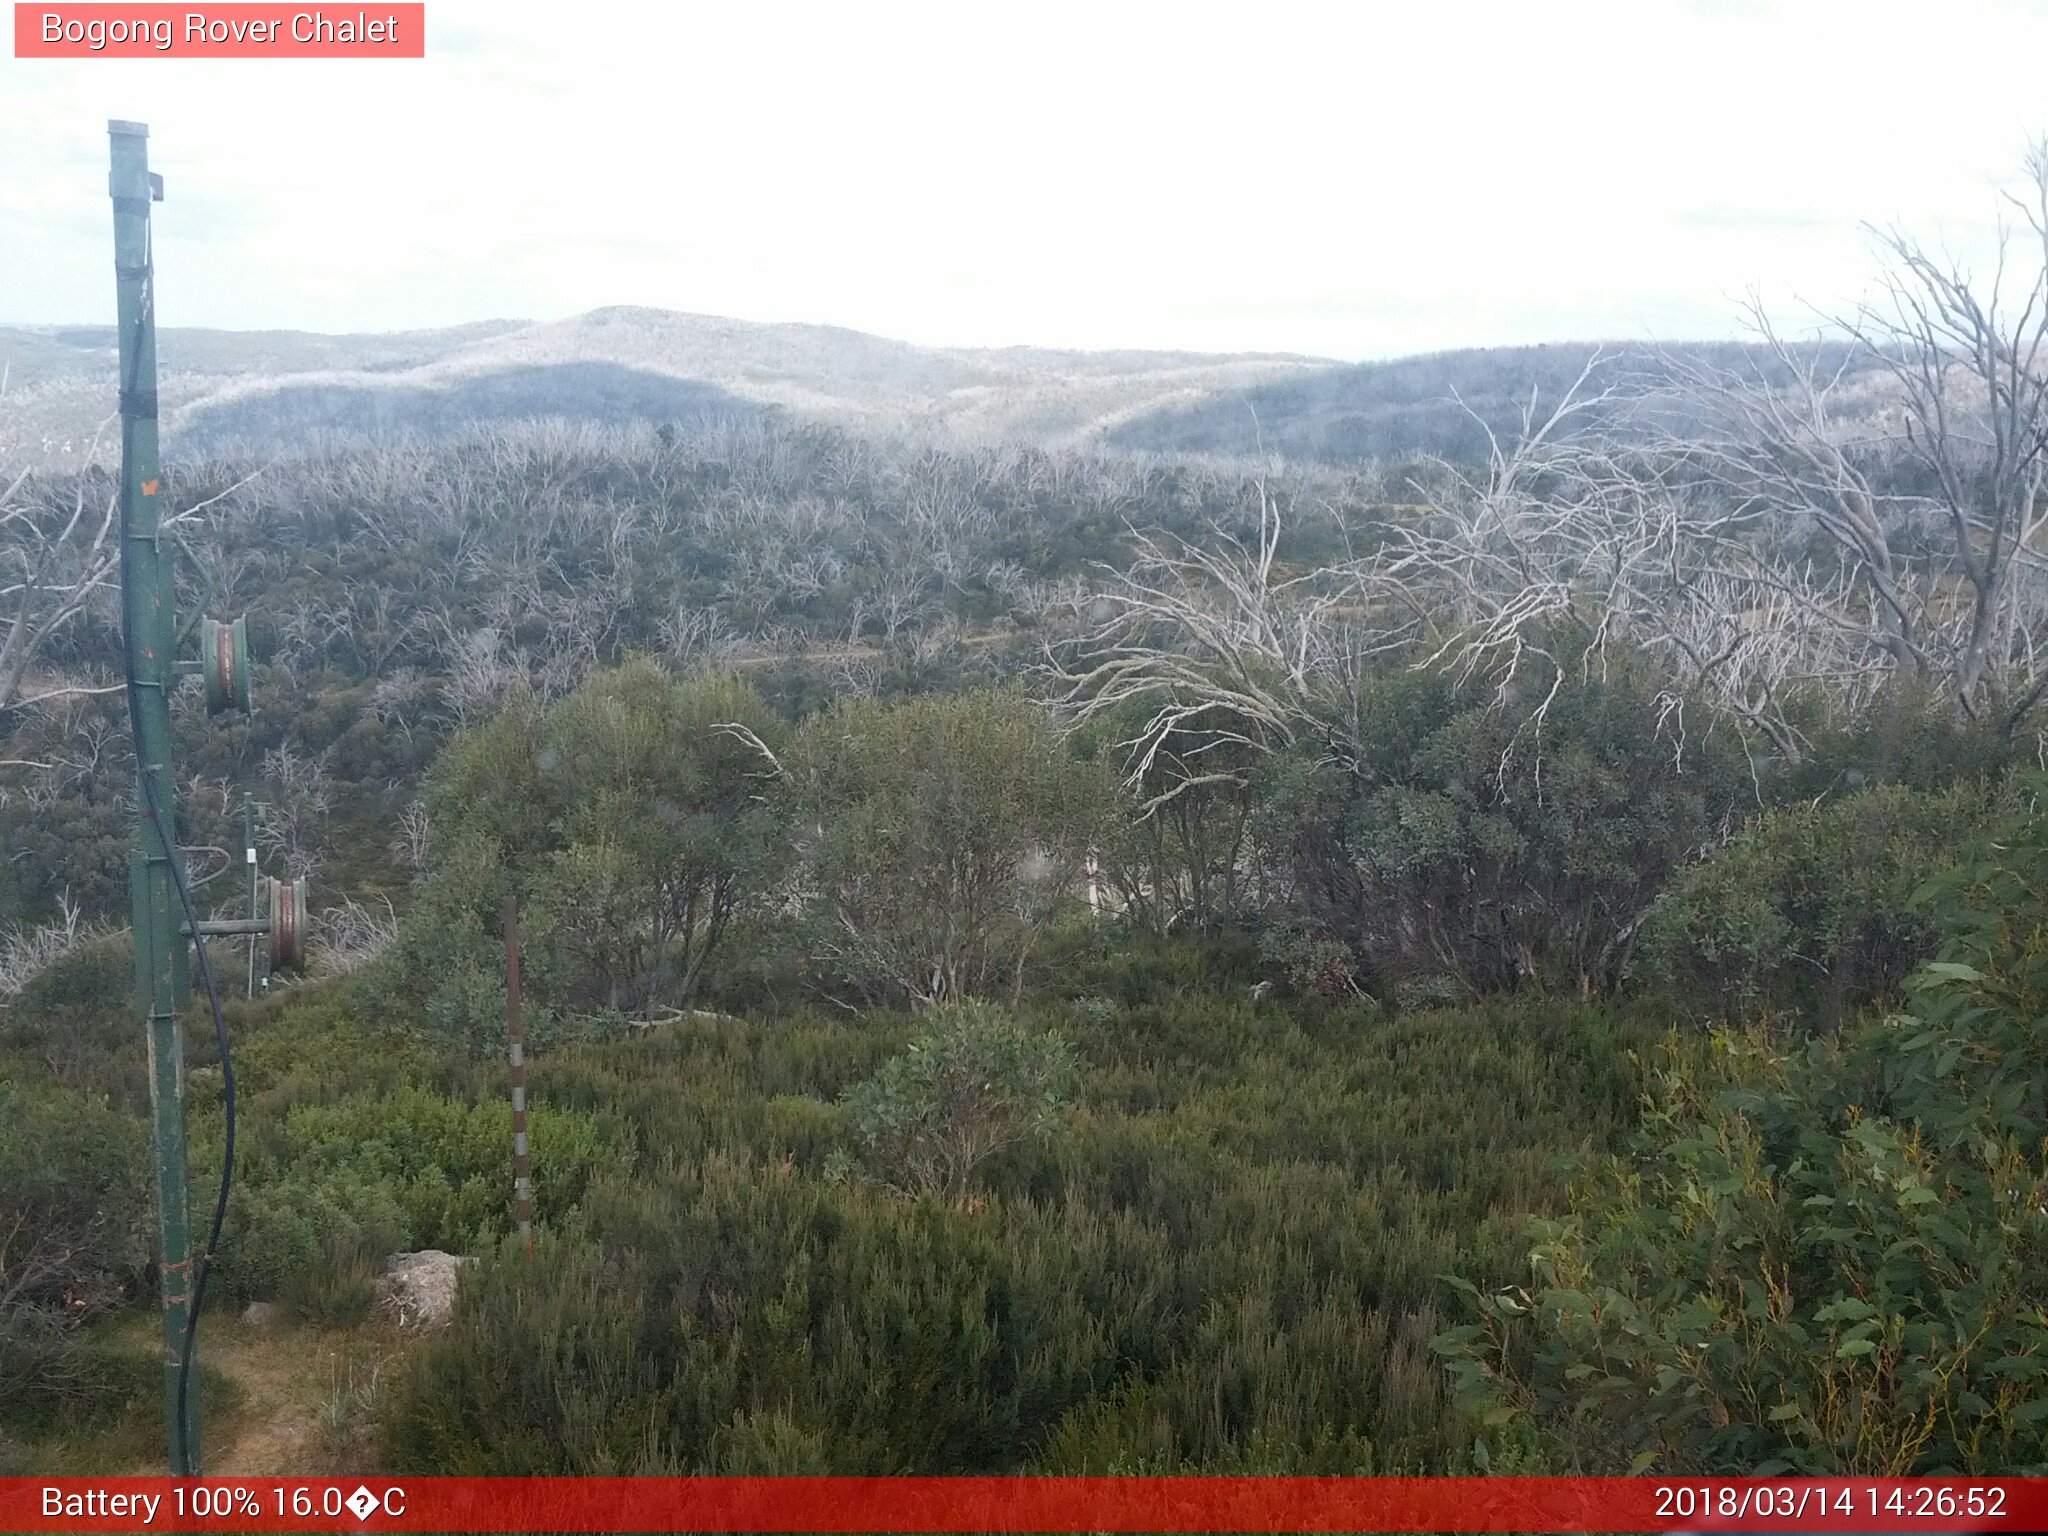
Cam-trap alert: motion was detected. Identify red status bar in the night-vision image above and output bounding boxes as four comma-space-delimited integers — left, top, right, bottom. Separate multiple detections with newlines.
3, 1475, 2041, 1533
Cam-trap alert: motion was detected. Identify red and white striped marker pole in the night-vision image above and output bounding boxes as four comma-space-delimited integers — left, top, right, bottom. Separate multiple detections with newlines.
504, 891, 532, 1246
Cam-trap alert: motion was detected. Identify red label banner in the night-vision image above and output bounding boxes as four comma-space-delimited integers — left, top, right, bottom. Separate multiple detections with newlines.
2, 1476, 2043, 1533
13, 4, 425, 57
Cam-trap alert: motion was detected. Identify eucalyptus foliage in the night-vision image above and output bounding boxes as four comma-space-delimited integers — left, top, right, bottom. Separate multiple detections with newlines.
1439, 787, 2048, 1473
384, 661, 788, 1044
1635, 781, 2008, 1024
791, 689, 1113, 1006
833, 1002, 1079, 1204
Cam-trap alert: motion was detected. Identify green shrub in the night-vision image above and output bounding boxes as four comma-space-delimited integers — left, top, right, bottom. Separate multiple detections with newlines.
222, 988, 445, 1106
0, 1080, 149, 1411
836, 1002, 1080, 1204
197, 1081, 632, 1314
9, 928, 131, 1014
1778, 675, 2011, 801
0, 932, 146, 1110
1055, 930, 1264, 1007
1074, 696, 1262, 939
379, 995, 1647, 1475
1252, 656, 1752, 1000
791, 689, 1113, 1006
1633, 781, 2005, 1023
386, 664, 792, 1046
1257, 925, 1367, 1000
214, 1168, 408, 1315
1438, 786, 2048, 1474
20, 1335, 160, 1428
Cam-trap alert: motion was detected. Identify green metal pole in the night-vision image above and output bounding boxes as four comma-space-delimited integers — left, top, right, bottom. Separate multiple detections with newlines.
110, 118, 200, 1476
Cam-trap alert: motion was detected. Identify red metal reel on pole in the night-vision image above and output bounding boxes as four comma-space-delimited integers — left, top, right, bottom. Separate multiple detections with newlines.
201, 617, 251, 715
264, 875, 308, 972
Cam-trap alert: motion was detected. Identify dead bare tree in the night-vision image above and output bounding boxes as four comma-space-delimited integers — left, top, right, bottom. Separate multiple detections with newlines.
1, 451, 265, 735
659, 606, 743, 669
1053, 482, 1383, 810
1056, 345, 1903, 794
873, 568, 933, 644
0, 455, 120, 717
257, 742, 335, 880
0, 893, 107, 1001
1846, 141, 2048, 726
440, 626, 522, 727
390, 799, 432, 886
1341, 144, 2048, 761
1350, 354, 1894, 766
309, 893, 399, 977
1620, 142, 2048, 737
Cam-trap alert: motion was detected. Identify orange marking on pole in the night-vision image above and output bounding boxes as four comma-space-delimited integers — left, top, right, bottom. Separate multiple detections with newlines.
142, 479, 159, 495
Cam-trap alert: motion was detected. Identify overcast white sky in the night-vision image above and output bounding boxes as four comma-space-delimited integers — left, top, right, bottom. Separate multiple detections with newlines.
3, 0, 2044, 359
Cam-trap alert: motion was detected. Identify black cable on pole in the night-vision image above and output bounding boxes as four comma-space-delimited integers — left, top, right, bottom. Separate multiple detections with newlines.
120, 223, 235, 1475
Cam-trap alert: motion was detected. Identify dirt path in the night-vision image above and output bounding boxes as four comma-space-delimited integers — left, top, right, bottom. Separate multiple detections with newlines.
204, 1323, 333, 1475
114, 1313, 407, 1476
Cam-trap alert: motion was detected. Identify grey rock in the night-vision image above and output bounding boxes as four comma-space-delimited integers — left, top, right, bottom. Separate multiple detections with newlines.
374, 1249, 475, 1329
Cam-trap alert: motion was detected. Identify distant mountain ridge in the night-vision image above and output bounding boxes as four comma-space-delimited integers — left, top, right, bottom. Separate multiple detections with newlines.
0, 306, 1330, 470
0, 307, 1878, 472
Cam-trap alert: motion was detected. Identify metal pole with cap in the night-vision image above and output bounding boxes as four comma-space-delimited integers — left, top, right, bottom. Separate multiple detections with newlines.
110, 118, 303, 1477
109, 116, 200, 1475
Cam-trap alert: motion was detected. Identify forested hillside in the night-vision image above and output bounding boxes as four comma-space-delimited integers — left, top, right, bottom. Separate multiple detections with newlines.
0, 419, 1402, 936
1103, 338, 1888, 463
7, 148, 2048, 1481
